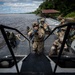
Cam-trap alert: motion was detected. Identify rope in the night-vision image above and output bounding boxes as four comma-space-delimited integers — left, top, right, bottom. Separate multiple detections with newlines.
16, 34, 25, 42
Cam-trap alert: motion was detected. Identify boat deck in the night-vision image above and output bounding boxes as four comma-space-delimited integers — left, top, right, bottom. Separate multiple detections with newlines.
0, 22, 75, 75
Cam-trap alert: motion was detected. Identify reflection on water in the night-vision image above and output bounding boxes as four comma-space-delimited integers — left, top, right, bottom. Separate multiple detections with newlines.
0, 14, 40, 32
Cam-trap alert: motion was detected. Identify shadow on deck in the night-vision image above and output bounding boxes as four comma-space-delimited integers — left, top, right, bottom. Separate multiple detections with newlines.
21, 53, 52, 75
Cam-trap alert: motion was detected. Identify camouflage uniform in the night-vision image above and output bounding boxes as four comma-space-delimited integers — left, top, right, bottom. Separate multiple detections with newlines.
28, 22, 45, 54
39, 18, 50, 32
49, 30, 68, 56
6, 31, 17, 48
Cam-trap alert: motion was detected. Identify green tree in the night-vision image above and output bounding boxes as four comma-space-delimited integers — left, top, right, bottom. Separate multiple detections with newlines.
34, 0, 75, 17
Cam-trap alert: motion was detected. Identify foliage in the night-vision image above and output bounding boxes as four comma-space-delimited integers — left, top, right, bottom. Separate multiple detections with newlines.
34, 0, 75, 17
39, 1, 53, 9
65, 12, 75, 18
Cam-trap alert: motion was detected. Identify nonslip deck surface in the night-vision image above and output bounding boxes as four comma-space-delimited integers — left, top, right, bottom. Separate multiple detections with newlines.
21, 53, 52, 74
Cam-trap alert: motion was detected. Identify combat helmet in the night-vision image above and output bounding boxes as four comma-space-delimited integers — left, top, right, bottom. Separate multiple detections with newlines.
32, 22, 39, 27
40, 18, 45, 22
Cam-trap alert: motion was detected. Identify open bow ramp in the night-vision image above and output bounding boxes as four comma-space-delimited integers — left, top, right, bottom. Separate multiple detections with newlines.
21, 53, 52, 74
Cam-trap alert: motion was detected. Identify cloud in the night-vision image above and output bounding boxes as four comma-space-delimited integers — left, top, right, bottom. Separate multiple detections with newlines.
3, 3, 38, 7
0, 0, 43, 2
0, 0, 43, 13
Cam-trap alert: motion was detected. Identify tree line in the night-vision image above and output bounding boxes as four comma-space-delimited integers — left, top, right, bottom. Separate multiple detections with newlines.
34, 0, 75, 17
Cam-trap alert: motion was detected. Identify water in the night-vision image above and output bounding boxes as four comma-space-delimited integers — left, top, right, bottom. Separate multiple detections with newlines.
0, 14, 40, 32
0, 14, 40, 57
0, 14, 60, 58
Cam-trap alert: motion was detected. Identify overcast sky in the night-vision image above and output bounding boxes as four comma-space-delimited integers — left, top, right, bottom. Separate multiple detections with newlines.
0, 0, 44, 13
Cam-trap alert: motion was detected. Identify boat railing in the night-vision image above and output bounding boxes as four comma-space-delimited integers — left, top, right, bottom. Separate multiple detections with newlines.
44, 22, 75, 73
0, 23, 75, 74
0, 24, 31, 74
44, 22, 75, 41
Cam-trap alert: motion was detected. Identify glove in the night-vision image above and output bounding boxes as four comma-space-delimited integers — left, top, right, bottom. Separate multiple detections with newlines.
29, 29, 38, 39
33, 29, 38, 33
33, 29, 38, 35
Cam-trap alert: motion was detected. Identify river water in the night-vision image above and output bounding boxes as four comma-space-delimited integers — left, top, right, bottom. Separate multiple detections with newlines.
0, 14, 60, 58
0, 14, 40, 33
0, 14, 41, 57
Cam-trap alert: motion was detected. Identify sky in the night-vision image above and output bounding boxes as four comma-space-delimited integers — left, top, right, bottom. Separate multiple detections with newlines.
0, 0, 44, 13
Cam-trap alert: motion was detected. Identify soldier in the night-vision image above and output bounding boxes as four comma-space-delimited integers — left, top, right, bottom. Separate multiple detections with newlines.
26, 26, 31, 35
49, 36, 68, 56
67, 27, 75, 46
49, 39, 59, 56
28, 22, 45, 54
6, 31, 17, 48
55, 27, 66, 39
39, 18, 51, 33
